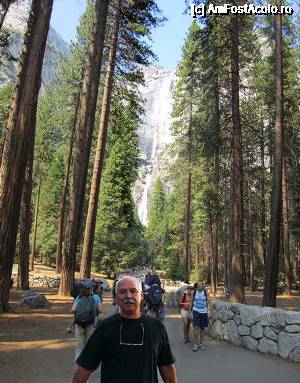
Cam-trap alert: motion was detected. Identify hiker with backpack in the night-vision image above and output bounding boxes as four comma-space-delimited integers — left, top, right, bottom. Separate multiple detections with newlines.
144, 270, 161, 287
179, 285, 193, 343
71, 283, 103, 360
191, 282, 211, 352
144, 282, 165, 322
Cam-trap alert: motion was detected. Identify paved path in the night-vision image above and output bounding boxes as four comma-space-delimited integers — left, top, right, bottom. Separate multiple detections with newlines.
162, 311, 300, 383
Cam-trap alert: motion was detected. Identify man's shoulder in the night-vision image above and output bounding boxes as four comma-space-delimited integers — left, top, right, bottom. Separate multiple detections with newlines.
101, 313, 120, 326
94, 314, 120, 335
143, 315, 165, 331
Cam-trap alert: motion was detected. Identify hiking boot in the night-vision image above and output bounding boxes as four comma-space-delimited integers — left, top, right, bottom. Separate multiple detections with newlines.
192, 344, 198, 352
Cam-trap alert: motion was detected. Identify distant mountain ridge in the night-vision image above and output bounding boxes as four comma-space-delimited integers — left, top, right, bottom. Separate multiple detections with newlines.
1, 0, 69, 86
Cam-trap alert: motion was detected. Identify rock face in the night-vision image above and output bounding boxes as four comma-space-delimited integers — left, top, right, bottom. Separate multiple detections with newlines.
133, 65, 176, 225
210, 299, 300, 363
1, 0, 69, 86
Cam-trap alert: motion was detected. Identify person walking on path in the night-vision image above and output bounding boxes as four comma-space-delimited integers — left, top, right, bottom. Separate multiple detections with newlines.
72, 283, 103, 360
191, 282, 211, 352
179, 285, 193, 343
72, 276, 177, 383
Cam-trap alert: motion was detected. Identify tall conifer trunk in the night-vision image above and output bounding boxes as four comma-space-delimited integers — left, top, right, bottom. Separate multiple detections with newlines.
259, 128, 267, 266
80, 1, 121, 279
59, 0, 109, 295
0, 0, 53, 311
56, 92, 80, 273
30, 180, 41, 271
17, 141, 34, 290
262, 5, 284, 307
182, 105, 192, 284
229, 13, 245, 303
211, 70, 220, 296
183, 154, 192, 284
282, 156, 291, 294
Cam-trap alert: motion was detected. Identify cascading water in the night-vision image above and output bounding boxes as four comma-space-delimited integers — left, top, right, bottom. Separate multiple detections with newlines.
133, 65, 176, 226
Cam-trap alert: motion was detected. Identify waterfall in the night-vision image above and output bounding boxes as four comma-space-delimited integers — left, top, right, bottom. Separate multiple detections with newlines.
133, 65, 175, 226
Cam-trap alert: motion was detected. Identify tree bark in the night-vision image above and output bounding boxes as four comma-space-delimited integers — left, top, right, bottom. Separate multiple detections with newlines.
80, 0, 121, 279
262, 6, 284, 307
249, 211, 255, 292
209, 210, 217, 295
259, 127, 267, 266
0, 0, 53, 311
229, 13, 245, 304
59, 0, 109, 296
17, 140, 34, 290
56, 91, 80, 273
282, 156, 291, 295
211, 70, 220, 296
30, 180, 41, 271
224, 230, 229, 290
183, 153, 192, 284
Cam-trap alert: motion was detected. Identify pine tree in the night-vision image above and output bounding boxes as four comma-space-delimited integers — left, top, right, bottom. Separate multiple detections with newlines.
81, 0, 122, 278
94, 94, 142, 276
81, 0, 163, 277
0, 0, 53, 310
146, 177, 167, 263
170, 20, 202, 283
59, 0, 110, 296
263, 3, 284, 307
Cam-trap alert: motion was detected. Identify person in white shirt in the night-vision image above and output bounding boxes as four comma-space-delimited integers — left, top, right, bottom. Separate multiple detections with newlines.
191, 282, 211, 351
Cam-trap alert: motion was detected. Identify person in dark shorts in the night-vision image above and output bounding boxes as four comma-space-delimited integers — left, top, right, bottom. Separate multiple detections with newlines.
191, 282, 211, 352
72, 276, 177, 383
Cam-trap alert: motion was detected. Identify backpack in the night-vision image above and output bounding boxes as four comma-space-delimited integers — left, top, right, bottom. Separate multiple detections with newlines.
148, 284, 163, 310
75, 295, 95, 327
145, 274, 161, 287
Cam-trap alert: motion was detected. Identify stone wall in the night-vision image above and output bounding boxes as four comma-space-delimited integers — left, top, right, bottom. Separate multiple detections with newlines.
11, 273, 110, 291
12, 273, 60, 288
210, 299, 300, 363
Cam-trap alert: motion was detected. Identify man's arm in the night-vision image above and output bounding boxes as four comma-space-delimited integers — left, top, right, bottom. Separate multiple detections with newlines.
72, 365, 92, 383
159, 363, 177, 383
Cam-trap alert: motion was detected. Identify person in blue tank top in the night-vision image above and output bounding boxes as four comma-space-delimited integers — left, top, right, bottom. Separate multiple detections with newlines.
191, 282, 211, 352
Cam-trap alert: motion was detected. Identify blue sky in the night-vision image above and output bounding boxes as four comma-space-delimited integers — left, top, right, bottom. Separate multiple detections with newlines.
51, 0, 192, 70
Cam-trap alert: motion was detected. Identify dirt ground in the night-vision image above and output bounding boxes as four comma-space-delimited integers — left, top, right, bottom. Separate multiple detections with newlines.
0, 264, 299, 382
0, 264, 113, 383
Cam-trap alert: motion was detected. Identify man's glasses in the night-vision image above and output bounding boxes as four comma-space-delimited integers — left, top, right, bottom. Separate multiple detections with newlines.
119, 321, 144, 346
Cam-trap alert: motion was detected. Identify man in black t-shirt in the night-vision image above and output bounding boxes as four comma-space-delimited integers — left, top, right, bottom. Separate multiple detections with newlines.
72, 276, 177, 383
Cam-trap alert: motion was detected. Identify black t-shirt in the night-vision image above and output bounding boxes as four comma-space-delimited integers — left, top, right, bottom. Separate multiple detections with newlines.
76, 314, 175, 383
